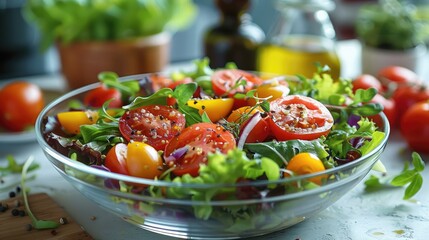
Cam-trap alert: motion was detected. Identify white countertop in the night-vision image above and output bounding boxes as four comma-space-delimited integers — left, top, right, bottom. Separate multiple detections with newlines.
1, 40, 429, 239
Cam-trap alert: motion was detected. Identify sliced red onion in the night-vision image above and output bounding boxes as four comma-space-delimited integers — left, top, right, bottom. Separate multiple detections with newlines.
237, 112, 262, 149
164, 145, 190, 164
91, 164, 111, 172
90, 165, 119, 189
347, 114, 361, 128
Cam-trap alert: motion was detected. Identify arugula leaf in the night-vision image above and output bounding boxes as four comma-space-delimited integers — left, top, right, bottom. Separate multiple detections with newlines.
244, 139, 329, 166
364, 152, 425, 200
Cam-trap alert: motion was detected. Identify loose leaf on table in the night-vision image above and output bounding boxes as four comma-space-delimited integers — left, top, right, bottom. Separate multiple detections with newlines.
364, 152, 425, 200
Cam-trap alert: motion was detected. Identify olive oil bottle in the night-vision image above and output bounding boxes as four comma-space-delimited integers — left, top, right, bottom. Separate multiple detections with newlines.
204, 0, 265, 70
257, 0, 341, 79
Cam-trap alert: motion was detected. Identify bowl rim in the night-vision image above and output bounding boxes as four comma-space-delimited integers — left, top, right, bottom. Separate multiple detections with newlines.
35, 72, 391, 189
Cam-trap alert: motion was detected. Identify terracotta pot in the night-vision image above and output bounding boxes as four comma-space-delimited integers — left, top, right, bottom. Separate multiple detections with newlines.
57, 32, 171, 90
361, 44, 427, 76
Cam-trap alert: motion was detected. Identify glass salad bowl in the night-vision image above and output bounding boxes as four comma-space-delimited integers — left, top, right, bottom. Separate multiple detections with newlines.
35, 72, 390, 239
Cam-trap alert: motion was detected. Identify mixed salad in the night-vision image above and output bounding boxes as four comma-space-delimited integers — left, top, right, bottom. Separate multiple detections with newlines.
42, 59, 387, 222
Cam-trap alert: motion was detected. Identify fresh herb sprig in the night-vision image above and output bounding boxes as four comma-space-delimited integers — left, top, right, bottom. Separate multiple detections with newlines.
364, 152, 425, 200
0, 155, 39, 176
21, 156, 60, 230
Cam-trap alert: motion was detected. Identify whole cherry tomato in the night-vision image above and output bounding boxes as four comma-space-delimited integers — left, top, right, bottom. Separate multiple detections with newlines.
370, 94, 396, 129
378, 66, 421, 93
392, 85, 429, 127
0, 81, 44, 132
268, 95, 334, 141
352, 74, 383, 93
400, 101, 429, 154
83, 85, 122, 108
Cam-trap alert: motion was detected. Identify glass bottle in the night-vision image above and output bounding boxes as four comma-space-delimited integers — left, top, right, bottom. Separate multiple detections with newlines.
203, 0, 265, 70
257, 0, 341, 79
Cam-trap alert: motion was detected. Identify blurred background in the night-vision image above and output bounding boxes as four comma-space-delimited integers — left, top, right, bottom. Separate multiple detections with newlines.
1, 0, 427, 80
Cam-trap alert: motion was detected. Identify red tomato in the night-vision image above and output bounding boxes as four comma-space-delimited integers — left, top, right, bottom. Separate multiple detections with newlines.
150, 73, 173, 91
105, 143, 129, 175
164, 123, 236, 177
0, 81, 44, 132
392, 85, 429, 126
119, 105, 186, 151
84, 85, 122, 108
268, 95, 334, 141
227, 106, 269, 143
167, 77, 193, 89
352, 74, 383, 93
378, 66, 421, 92
211, 69, 263, 97
370, 94, 396, 129
400, 101, 429, 154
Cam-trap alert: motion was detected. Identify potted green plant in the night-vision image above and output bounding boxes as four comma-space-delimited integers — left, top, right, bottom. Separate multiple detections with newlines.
24, 0, 197, 89
356, 0, 429, 76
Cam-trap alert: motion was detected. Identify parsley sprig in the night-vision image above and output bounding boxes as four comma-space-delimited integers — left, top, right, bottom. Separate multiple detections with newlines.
364, 152, 425, 200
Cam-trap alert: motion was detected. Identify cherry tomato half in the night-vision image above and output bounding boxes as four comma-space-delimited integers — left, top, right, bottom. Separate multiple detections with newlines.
248, 78, 290, 106
400, 101, 429, 154
105, 143, 129, 175
83, 85, 122, 108
0, 81, 44, 132
286, 152, 326, 185
211, 69, 263, 97
164, 122, 236, 177
227, 106, 270, 143
268, 95, 334, 141
119, 105, 186, 151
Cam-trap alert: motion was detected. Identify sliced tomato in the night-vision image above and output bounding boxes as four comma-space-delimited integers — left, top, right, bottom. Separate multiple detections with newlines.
211, 69, 263, 97
268, 95, 334, 141
248, 78, 290, 106
119, 105, 186, 151
227, 106, 269, 143
164, 122, 236, 177
105, 143, 129, 175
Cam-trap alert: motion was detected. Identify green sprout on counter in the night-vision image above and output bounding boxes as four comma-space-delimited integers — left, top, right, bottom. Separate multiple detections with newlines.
0, 155, 39, 176
21, 156, 59, 230
364, 152, 425, 200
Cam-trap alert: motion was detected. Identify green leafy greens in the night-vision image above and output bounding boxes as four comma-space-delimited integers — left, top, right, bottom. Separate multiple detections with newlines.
152, 149, 280, 220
